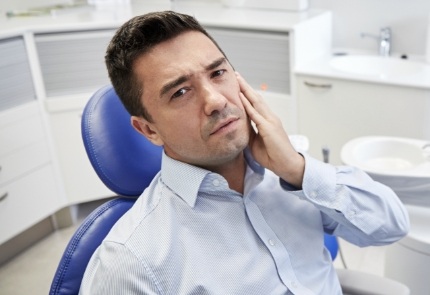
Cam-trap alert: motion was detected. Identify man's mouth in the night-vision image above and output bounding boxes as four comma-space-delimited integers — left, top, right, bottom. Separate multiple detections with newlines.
210, 117, 239, 135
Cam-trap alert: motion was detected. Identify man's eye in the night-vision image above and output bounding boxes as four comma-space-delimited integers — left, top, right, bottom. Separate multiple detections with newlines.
171, 88, 188, 99
211, 69, 226, 78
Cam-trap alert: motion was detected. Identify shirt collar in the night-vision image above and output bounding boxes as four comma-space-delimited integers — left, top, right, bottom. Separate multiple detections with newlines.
160, 148, 265, 207
243, 148, 265, 175
160, 152, 210, 207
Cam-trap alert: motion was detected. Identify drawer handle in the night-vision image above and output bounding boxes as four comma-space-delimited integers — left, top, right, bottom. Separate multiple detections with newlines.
304, 81, 332, 89
0, 192, 8, 202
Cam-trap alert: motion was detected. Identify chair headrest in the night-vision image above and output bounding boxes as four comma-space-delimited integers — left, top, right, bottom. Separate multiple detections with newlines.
81, 85, 163, 196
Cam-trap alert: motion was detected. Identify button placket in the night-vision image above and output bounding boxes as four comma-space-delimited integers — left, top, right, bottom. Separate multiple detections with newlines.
268, 239, 276, 246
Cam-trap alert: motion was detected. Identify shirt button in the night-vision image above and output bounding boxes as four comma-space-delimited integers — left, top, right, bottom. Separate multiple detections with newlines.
310, 191, 317, 198
212, 179, 220, 187
268, 239, 276, 246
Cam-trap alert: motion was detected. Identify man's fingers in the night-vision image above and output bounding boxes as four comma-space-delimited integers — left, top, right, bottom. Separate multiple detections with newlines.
236, 72, 276, 120
236, 72, 259, 105
240, 92, 263, 125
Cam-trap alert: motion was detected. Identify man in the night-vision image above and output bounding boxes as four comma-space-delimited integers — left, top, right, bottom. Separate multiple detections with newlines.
80, 11, 409, 294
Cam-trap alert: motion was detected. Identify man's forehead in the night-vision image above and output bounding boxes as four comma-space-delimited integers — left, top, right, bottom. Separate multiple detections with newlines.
134, 31, 226, 89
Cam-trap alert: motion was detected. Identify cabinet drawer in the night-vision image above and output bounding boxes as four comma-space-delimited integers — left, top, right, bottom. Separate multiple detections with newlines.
0, 103, 46, 156
0, 37, 36, 111
0, 165, 59, 244
0, 141, 51, 186
35, 30, 115, 97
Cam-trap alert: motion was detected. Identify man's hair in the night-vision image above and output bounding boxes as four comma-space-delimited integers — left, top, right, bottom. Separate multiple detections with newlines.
105, 10, 226, 121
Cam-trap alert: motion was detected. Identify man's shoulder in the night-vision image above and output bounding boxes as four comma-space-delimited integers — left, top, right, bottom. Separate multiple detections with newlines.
103, 175, 164, 245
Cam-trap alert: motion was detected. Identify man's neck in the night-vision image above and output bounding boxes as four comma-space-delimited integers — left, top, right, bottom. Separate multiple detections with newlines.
206, 153, 247, 194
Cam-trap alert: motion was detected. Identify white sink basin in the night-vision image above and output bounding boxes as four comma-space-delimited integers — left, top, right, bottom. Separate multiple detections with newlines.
341, 136, 430, 176
341, 136, 430, 206
329, 55, 428, 77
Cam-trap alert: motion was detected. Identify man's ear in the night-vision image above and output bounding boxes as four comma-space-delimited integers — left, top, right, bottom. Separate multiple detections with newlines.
131, 116, 164, 146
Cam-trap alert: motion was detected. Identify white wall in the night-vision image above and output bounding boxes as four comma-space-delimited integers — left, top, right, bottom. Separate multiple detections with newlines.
310, 0, 430, 57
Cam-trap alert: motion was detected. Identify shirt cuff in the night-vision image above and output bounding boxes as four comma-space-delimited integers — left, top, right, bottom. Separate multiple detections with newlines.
279, 177, 301, 191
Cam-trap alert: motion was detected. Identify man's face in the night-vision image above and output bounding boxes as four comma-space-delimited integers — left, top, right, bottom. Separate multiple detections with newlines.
131, 30, 250, 169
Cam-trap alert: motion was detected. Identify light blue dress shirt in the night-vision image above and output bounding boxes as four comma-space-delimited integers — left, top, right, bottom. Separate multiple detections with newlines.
80, 150, 409, 295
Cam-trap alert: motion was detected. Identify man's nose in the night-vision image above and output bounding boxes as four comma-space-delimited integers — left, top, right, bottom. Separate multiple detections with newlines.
201, 84, 227, 116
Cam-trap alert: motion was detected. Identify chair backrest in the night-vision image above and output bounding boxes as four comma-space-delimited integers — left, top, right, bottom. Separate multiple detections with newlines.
49, 198, 135, 295
81, 85, 163, 196
49, 85, 162, 295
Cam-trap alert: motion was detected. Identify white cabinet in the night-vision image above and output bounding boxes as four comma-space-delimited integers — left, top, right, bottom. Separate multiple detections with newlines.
0, 103, 60, 244
297, 75, 430, 164
35, 30, 115, 97
35, 30, 116, 204
47, 103, 112, 204
0, 37, 35, 111
0, 36, 60, 243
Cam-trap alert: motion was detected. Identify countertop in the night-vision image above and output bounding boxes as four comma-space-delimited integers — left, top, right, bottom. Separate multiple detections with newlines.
295, 50, 430, 90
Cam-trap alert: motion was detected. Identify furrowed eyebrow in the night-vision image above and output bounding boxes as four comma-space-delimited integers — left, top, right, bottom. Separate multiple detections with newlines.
205, 57, 227, 71
159, 75, 190, 98
159, 57, 227, 98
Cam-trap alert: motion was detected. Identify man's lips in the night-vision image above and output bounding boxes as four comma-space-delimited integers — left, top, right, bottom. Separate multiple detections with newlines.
210, 117, 239, 135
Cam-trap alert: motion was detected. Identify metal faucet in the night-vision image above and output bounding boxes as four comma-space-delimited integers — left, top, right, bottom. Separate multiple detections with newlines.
361, 27, 392, 56
379, 27, 392, 56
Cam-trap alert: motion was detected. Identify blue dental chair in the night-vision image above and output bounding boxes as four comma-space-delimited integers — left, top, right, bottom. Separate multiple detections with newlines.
49, 85, 163, 295
49, 85, 409, 295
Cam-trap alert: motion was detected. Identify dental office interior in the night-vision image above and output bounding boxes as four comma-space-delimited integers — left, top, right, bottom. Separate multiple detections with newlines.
1, 0, 430, 294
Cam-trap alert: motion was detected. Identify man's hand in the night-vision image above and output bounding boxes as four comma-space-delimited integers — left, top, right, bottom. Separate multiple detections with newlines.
237, 73, 305, 188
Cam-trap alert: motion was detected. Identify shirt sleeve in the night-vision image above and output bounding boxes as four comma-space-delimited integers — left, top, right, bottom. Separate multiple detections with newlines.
79, 241, 161, 295
280, 152, 410, 247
